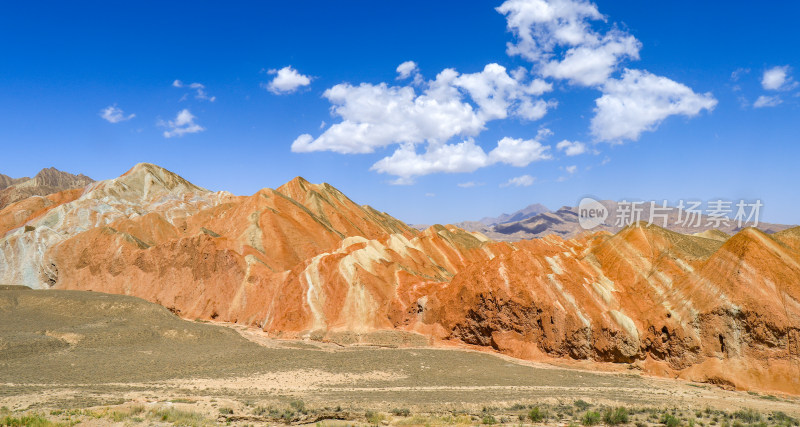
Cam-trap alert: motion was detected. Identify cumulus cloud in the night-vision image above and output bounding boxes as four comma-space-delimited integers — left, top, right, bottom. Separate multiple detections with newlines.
591, 69, 717, 142
761, 66, 795, 91
753, 95, 783, 108
290, 0, 717, 183
265, 66, 312, 94
396, 61, 419, 79
99, 105, 135, 123
292, 63, 554, 160
497, 0, 603, 62
160, 109, 205, 138
172, 80, 215, 102
565, 165, 577, 173
489, 136, 552, 166
540, 31, 640, 86
556, 139, 587, 156
458, 181, 481, 188
498, 0, 640, 87
500, 174, 536, 187
370, 136, 551, 184
498, 0, 715, 143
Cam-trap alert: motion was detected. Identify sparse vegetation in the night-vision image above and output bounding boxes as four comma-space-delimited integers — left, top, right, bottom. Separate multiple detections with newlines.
153, 407, 211, 426
662, 413, 681, 427
289, 399, 306, 414
733, 408, 762, 423
529, 406, 548, 422
2, 396, 791, 427
582, 410, 601, 426
390, 408, 411, 417
481, 414, 497, 424
0, 413, 56, 427
366, 410, 386, 425
603, 407, 629, 425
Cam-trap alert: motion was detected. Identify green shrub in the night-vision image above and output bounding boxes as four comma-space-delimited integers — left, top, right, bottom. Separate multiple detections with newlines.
1, 414, 55, 427
289, 400, 306, 414
732, 409, 761, 423
366, 411, 385, 425
603, 407, 629, 425
154, 408, 209, 426
218, 407, 234, 415
391, 408, 411, 417
575, 400, 592, 411
529, 406, 547, 422
582, 411, 601, 426
773, 411, 799, 426
481, 414, 497, 424
661, 413, 681, 427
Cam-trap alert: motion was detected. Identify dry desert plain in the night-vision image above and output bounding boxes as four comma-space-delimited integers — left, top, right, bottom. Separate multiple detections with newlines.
1, 287, 799, 426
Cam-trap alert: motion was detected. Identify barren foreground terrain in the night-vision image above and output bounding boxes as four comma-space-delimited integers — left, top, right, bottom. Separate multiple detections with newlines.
1, 287, 799, 426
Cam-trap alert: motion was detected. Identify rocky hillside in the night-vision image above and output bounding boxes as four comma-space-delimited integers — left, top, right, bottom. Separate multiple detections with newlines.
0, 167, 94, 210
0, 163, 798, 395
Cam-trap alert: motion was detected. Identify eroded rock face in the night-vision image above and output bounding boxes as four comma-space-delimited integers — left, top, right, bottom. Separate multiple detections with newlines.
1, 163, 798, 395
421, 224, 800, 394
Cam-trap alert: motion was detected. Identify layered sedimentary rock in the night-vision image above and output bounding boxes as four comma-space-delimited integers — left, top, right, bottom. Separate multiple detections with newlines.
421, 224, 800, 393
0, 163, 798, 394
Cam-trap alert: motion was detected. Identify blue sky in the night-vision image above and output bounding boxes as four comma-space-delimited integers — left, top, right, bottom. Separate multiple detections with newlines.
1, 1, 798, 225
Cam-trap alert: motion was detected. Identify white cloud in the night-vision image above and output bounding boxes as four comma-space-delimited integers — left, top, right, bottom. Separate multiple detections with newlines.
172, 80, 216, 102
565, 165, 577, 173
370, 136, 551, 183
498, 0, 716, 143
371, 141, 490, 179
540, 31, 640, 86
497, 0, 640, 87
497, 0, 603, 62
500, 174, 536, 187
489, 136, 552, 166
425, 193, 436, 197
556, 139, 587, 155
99, 105, 135, 123
396, 61, 419, 79
160, 109, 205, 138
591, 69, 717, 142
753, 95, 783, 108
292, 63, 554, 157
458, 181, 481, 188
761, 66, 795, 91
265, 66, 312, 94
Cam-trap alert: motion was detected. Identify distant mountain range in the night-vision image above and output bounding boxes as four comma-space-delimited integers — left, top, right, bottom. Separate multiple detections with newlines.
477, 203, 550, 226
456, 200, 792, 241
0, 167, 93, 210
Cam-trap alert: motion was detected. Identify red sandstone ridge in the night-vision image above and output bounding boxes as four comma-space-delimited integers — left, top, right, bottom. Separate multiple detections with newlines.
0, 163, 798, 395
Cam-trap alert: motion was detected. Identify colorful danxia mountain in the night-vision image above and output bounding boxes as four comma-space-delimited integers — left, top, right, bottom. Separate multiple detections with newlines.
2, 163, 798, 396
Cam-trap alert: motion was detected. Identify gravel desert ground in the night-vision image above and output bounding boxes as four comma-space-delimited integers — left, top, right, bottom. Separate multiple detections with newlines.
2, 288, 799, 425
